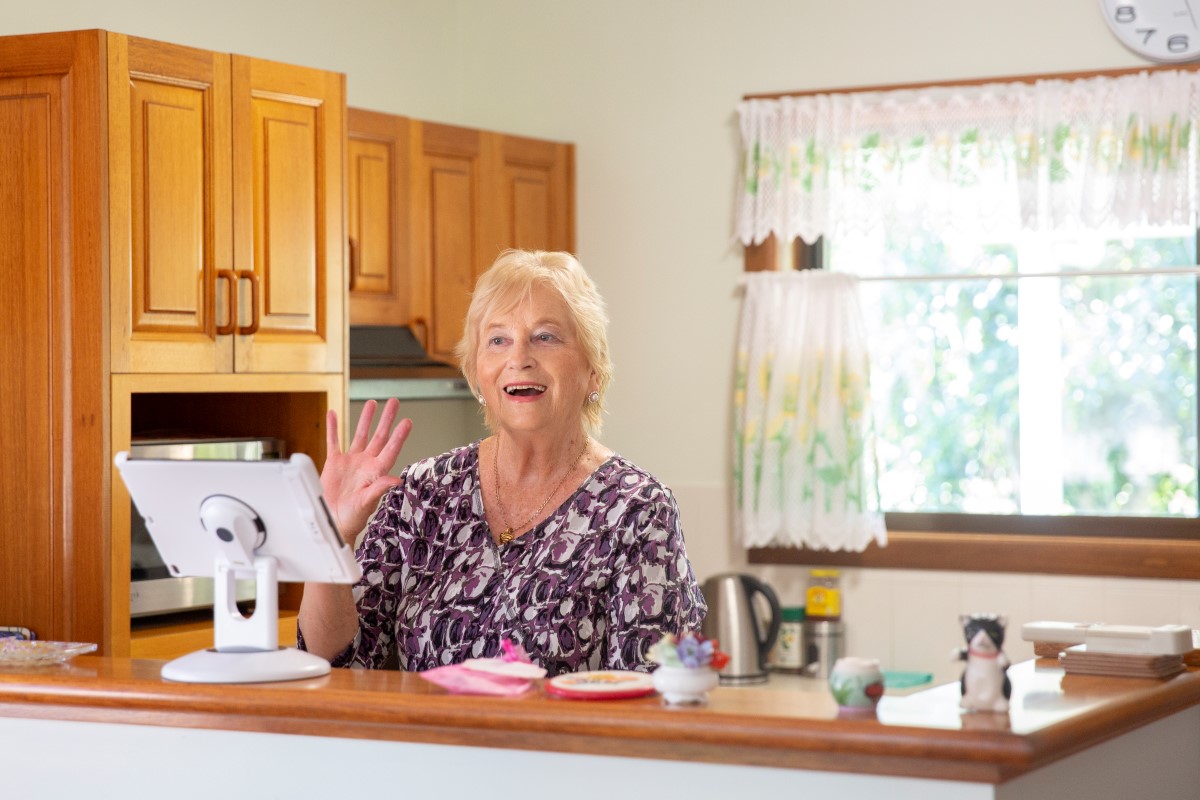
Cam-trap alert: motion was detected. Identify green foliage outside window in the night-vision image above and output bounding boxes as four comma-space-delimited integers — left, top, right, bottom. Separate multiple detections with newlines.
840, 230, 1198, 518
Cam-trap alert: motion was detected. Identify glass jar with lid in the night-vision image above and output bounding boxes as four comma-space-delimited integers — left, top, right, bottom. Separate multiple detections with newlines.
770, 606, 807, 673
805, 569, 842, 621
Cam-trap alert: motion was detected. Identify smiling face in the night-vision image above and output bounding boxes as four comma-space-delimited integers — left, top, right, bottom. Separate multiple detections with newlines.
475, 282, 596, 438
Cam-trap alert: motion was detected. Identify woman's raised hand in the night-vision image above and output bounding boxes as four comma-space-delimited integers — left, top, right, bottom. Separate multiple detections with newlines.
320, 398, 412, 544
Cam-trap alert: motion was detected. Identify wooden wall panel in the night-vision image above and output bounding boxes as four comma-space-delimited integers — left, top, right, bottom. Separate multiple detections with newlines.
0, 78, 60, 639
0, 30, 107, 648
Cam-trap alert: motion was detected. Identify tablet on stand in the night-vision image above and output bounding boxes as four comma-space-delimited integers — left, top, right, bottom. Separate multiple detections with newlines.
114, 452, 362, 684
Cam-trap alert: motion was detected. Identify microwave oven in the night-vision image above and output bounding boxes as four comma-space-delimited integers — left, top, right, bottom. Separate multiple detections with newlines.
128, 436, 285, 618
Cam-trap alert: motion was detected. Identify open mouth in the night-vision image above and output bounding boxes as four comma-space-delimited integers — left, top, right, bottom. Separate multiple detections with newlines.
504, 383, 546, 397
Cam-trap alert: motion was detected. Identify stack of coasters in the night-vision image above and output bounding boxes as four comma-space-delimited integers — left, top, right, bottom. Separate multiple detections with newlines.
1022, 621, 1195, 677
1022, 621, 1099, 659
1059, 644, 1185, 678
1185, 629, 1200, 668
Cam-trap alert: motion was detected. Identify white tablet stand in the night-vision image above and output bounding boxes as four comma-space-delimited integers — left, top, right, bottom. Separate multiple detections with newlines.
114, 453, 362, 684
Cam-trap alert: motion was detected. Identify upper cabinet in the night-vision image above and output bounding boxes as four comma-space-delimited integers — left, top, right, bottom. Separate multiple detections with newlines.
108, 34, 345, 375
1, 29, 347, 653
486, 132, 574, 254
348, 108, 574, 364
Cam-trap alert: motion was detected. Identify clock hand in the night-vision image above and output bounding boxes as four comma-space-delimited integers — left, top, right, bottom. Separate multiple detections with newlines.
1186, 0, 1198, 30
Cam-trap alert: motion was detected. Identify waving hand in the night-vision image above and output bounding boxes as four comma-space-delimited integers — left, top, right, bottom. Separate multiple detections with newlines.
320, 398, 412, 544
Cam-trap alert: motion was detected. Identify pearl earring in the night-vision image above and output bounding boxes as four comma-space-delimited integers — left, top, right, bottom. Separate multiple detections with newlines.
588, 391, 600, 404
478, 394, 486, 406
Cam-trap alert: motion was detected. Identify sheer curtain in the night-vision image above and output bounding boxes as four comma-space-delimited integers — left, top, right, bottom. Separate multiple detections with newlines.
734, 271, 885, 551
736, 70, 1200, 245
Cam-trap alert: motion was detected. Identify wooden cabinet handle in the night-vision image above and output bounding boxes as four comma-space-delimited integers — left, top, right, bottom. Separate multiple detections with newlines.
348, 237, 359, 289
411, 316, 430, 352
216, 269, 237, 335
236, 270, 260, 335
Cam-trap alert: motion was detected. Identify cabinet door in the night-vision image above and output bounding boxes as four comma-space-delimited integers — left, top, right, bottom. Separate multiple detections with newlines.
1, 31, 107, 647
347, 108, 413, 327
0, 71, 57, 639
231, 56, 345, 374
108, 35, 234, 374
411, 122, 489, 364
487, 133, 575, 254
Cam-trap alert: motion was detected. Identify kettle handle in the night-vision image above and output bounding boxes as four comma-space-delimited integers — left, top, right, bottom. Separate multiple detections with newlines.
738, 574, 782, 668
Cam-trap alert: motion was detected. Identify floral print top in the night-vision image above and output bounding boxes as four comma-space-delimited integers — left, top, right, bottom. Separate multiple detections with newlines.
297, 441, 706, 676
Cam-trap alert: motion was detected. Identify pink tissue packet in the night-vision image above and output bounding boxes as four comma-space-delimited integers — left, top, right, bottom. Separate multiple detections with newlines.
419, 640, 547, 696
420, 663, 537, 696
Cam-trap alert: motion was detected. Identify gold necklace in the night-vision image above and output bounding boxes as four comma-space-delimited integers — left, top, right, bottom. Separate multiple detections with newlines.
491, 435, 590, 545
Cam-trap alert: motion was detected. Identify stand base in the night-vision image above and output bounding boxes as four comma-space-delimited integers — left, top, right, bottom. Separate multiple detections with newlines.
161, 647, 332, 684
717, 671, 769, 686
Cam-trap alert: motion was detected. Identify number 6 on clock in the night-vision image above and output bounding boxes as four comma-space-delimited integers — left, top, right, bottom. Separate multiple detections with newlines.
1100, 0, 1200, 62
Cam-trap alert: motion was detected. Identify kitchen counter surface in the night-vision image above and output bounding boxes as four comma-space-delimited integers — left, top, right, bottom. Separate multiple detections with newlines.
2, 656, 1199, 787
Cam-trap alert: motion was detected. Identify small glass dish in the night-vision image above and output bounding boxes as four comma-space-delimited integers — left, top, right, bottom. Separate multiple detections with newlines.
0, 639, 97, 666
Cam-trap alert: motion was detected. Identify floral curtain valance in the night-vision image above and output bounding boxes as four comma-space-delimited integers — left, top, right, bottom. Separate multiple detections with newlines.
736, 70, 1200, 246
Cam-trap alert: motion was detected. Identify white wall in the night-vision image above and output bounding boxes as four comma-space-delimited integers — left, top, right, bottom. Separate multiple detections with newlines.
6, 0, 1198, 685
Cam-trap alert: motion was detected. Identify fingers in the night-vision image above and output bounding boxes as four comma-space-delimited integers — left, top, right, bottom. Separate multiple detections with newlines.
378, 417, 413, 469
366, 398, 401, 456
336, 399, 407, 461
349, 399, 378, 452
325, 409, 341, 457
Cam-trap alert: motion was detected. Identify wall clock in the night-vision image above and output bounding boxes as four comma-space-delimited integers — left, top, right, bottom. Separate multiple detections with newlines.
1100, 0, 1200, 62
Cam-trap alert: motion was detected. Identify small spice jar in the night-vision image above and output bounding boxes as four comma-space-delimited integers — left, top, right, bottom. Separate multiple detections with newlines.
770, 606, 807, 673
805, 569, 842, 621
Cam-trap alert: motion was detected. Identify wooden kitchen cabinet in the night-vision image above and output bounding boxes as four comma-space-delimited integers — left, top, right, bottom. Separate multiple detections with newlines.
0, 30, 346, 656
108, 33, 345, 375
0, 31, 108, 654
486, 131, 575, 255
346, 108, 414, 328
347, 109, 574, 363
410, 121, 492, 363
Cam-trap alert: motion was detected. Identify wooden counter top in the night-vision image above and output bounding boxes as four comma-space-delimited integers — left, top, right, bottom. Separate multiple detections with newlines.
1, 657, 1198, 784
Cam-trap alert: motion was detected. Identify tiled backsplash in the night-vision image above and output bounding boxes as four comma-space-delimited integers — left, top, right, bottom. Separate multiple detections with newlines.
674, 483, 1200, 687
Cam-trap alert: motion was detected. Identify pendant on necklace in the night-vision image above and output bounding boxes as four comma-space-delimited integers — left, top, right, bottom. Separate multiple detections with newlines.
498, 527, 515, 545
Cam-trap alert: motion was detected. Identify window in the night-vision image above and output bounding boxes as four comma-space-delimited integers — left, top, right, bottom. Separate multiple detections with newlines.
739, 67, 1200, 578
830, 226, 1199, 523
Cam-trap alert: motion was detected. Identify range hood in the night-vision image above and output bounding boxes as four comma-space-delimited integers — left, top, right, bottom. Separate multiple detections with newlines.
348, 326, 474, 401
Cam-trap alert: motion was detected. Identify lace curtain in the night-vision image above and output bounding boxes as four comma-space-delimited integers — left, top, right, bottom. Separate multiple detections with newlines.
736, 70, 1200, 245
734, 271, 886, 551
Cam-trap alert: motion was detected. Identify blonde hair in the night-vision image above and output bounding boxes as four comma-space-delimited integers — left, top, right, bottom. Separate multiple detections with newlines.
456, 250, 612, 433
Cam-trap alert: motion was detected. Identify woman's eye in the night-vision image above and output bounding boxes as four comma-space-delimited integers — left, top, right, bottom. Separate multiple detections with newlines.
488, 336, 506, 346
535, 332, 557, 343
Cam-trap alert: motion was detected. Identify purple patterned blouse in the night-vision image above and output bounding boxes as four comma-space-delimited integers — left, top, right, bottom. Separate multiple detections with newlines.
298, 441, 706, 676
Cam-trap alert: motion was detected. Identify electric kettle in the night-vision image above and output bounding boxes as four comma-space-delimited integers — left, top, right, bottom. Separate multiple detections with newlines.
700, 573, 782, 684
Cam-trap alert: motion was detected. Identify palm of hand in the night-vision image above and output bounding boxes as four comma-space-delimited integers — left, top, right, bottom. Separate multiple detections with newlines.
321, 399, 411, 543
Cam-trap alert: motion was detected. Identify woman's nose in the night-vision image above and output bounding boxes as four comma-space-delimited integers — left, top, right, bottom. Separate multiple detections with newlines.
507, 338, 535, 368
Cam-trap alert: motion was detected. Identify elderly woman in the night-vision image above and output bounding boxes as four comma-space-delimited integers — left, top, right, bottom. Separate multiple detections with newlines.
298, 249, 705, 675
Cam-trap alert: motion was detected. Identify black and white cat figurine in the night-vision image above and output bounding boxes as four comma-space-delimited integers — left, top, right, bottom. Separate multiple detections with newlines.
953, 613, 1012, 713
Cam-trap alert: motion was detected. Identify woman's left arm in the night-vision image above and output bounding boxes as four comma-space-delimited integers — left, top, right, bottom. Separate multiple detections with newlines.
602, 491, 706, 671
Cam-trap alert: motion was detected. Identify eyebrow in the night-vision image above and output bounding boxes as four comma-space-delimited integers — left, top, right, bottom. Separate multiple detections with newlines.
484, 317, 566, 331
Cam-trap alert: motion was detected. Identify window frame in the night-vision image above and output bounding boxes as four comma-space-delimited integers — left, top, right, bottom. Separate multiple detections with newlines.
742, 65, 1200, 579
